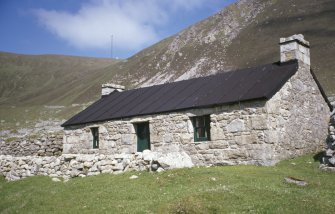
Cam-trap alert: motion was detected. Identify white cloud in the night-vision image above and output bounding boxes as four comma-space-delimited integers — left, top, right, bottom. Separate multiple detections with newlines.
33, 0, 214, 55
167, 0, 207, 11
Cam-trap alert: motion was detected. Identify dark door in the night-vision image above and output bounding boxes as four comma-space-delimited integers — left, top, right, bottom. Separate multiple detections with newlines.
136, 122, 150, 152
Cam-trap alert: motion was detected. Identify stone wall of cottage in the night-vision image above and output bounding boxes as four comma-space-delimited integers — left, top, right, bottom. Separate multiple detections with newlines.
0, 132, 63, 156
265, 63, 329, 160
63, 100, 279, 166
151, 101, 271, 166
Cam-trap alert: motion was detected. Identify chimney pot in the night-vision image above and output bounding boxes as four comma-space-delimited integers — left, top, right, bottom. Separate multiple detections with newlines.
101, 83, 125, 97
280, 34, 310, 66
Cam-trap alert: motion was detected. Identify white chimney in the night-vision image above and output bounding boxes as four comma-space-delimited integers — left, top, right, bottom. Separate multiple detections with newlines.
280, 34, 310, 66
101, 83, 125, 97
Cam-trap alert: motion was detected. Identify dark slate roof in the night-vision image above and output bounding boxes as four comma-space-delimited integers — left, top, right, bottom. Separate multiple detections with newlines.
62, 60, 300, 127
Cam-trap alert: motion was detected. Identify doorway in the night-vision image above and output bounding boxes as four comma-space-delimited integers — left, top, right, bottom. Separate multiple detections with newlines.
136, 122, 150, 152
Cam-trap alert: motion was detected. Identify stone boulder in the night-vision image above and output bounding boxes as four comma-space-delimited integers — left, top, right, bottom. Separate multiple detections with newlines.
141, 150, 194, 170
142, 150, 157, 161
157, 151, 194, 169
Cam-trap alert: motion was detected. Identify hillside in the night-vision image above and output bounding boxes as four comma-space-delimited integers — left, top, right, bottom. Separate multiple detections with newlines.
102, 0, 335, 96
0, 52, 121, 106
225, 0, 335, 94
100, 0, 271, 88
0, 52, 121, 134
1, 0, 335, 135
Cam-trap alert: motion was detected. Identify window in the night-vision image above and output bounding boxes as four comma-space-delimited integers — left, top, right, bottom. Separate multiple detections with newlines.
91, 127, 99, 149
192, 115, 211, 142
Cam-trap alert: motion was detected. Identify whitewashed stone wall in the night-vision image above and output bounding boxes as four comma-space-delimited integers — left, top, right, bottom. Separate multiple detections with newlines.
63, 62, 329, 167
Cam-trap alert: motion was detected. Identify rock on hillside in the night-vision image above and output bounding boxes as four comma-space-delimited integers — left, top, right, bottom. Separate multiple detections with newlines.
108, 0, 271, 88
96, 0, 335, 98
225, 0, 335, 95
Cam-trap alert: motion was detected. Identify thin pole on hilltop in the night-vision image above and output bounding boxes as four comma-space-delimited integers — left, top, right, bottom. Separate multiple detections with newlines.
111, 35, 114, 59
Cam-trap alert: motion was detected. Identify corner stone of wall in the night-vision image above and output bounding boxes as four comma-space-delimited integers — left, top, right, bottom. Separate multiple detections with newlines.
0, 150, 193, 181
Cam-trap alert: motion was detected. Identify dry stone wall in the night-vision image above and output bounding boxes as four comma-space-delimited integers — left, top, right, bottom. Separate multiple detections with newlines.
321, 100, 335, 171
0, 150, 193, 181
0, 132, 63, 156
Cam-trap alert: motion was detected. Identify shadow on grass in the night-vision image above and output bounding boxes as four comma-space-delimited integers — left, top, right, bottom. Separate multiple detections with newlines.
313, 151, 325, 163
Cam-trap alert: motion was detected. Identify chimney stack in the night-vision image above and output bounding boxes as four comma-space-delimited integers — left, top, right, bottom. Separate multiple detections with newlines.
101, 83, 125, 97
280, 34, 310, 66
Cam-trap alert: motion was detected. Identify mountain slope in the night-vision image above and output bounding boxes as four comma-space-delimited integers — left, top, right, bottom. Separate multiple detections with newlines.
3, 0, 334, 107
102, 0, 270, 88
0, 52, 121, 106
225, 0, 335, 94
88, 0, 335, 96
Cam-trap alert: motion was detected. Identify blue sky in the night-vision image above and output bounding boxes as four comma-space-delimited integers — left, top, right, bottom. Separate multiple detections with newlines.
0, 0, 236, 59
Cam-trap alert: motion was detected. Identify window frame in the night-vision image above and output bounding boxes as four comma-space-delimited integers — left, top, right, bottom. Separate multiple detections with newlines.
90, 127, 99, 149
191, 115, 211, 142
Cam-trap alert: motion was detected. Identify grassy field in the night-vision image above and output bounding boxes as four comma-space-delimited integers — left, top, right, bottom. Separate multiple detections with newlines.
0, 154, 334, 213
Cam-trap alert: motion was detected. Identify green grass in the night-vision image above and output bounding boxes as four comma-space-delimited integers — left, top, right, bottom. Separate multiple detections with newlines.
0, 52, 121, 106
0, 154, 334, 213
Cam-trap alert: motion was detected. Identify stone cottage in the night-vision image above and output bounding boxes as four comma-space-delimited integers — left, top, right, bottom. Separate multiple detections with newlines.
62, 34, 331, 166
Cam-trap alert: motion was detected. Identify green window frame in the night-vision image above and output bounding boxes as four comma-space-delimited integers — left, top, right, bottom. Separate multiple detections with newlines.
91, 127, 99, 149
192, 115, 211, 142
